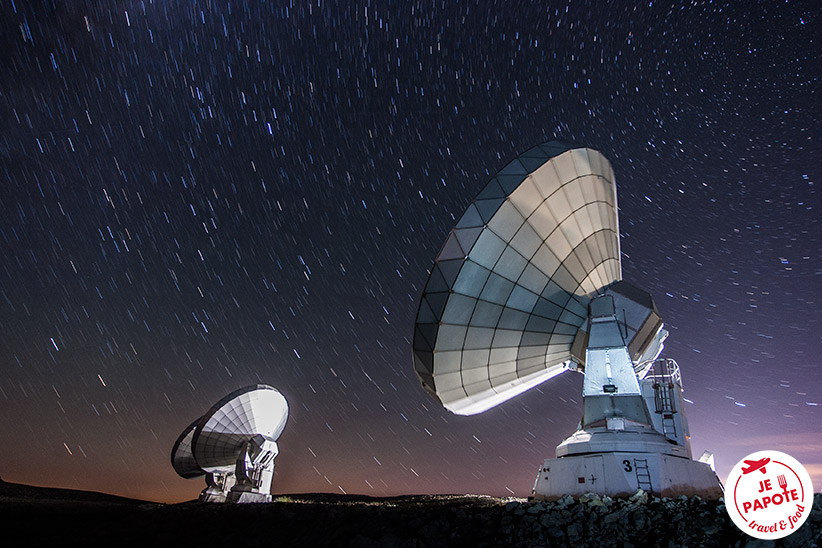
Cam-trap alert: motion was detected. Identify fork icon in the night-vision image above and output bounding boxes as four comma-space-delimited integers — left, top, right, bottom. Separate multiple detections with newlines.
777, 474, 789, 496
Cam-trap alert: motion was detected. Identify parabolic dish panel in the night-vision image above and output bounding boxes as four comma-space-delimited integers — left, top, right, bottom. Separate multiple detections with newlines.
413, 143, 622, 415
171, 418, 205, 479
192, 384, 289, 473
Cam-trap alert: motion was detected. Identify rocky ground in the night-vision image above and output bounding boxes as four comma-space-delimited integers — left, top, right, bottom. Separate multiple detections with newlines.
0, 480, 819, 547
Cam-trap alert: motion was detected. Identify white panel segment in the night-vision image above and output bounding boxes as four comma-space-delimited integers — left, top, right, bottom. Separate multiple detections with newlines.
531, 162, 564, 199
551, 152, 578, 183
570, 148, 593, 176
487, 201, 525, 241
563, 179, 588, 212
509, 177, 544, 218
464, 327, 496, 350
509, 223, 543, 259
434, 324, 468, 351
527, 202, 559, 240
559, 212, 585, 250
546, 186, 572, 226
490, 347, 517, 364
469, 230, 508, 270
494, 246, 529, 282
545, 228, 573, 264
435, 350, 462, 373
519, 262, 550, 294
531, 245, 562, 278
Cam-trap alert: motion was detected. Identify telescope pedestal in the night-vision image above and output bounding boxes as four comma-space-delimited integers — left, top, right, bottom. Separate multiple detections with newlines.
532, 451, 724, 500
532, 427, 723, 500
226, 486, 272, 503
198, 472, 236, 503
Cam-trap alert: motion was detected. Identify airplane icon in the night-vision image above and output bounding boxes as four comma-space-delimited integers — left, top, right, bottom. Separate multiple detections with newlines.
742, 457, 770, 475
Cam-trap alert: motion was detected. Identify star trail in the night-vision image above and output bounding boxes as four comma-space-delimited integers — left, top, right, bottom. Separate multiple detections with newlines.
0, 1, 819, 503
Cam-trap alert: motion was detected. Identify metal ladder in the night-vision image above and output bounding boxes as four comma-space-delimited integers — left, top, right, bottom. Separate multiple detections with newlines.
634, 458, 652, 492
654, 381, 677, 439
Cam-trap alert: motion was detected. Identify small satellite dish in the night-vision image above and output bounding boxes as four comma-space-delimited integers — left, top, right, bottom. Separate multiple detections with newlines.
414, 142, 723, 499
171, 419, 202, 479
171, 384, 288, 503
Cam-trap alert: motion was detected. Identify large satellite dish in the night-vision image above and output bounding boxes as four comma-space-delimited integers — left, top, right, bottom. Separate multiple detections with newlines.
414, 142, 622, 414
414, 142, 723, 499
171, 384, 288, 503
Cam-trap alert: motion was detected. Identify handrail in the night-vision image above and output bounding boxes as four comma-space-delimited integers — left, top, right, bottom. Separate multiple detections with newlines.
637, 357, 681, 385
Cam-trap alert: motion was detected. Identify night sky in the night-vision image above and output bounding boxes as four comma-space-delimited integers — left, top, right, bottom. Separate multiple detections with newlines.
1, 1, 819, 504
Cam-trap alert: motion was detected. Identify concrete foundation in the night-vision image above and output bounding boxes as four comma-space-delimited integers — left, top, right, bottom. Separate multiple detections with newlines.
532, 450, 724, 500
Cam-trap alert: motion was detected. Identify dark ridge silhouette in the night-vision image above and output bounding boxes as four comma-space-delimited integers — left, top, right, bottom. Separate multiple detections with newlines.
0, 479, 147, 505
0, 482, 819, 547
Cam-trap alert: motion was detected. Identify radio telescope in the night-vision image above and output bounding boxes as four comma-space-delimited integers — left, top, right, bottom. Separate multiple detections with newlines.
171, 384, 288, 503
413, 142, 723, 499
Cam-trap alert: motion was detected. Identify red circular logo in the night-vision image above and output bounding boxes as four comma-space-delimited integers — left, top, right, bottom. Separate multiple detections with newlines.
725, 450, 813, 540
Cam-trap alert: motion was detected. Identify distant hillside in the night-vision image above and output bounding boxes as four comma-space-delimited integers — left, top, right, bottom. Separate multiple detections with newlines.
0, 478, 147, 505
